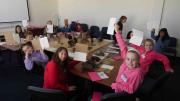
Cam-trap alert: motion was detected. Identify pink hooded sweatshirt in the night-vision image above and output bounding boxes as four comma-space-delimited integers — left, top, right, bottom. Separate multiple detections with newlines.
130, 39, 172, 75
111, 33, 143, 94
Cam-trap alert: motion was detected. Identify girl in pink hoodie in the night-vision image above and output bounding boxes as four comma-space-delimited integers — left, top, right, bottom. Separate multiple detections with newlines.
111, 24, 143, 94
130, 37, 174, 75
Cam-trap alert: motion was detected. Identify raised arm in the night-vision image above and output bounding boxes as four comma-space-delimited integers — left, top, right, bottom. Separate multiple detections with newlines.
151, 28, 156, 40
24, 57, 33, 70
114, 24, 127, 59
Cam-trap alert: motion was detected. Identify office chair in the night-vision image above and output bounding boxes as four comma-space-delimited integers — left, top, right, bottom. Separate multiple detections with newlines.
27, 86, 67, 101
136, 61, 172, 101
101, 27, 111, 39
164, 37, 177, 56
101, 92, 135, 101
70, 21, 77, 31
81, 23, 89, 32
89, 26, 101, 38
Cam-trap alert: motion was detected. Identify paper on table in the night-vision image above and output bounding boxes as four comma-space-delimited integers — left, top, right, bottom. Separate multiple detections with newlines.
39, 37, 49, 49
147, 21, 159, 30
97, 72, 109, 79
100, 64, 114, 70
88, 72, 109, 81
107, 17, 117, 35
88, 72, 102, 81
73, 52, 87, 62
46, 47, 57, 52
47, 25, 53, 33
129, 29, 144, 46
68, 51, 75, 58
92, 92, 103, 101
22, 20, 29, 27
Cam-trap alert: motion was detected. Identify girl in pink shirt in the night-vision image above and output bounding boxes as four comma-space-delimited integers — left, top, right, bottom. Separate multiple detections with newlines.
111, 24, 143, 94
130, 38, 174, 75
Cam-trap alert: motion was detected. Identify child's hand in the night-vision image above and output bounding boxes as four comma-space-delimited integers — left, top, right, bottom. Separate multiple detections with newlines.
39, 49, 44, 54
25, 51, 30, 59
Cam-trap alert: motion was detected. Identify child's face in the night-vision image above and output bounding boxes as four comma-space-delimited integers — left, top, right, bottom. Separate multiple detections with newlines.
22, 45, 33, 54
160, 31, 165, 37
144, 41, 153, 52
16, 27, 21, 33
58, 50, 67, 62
125, 52, 139, 69
122, 19, 127, 23
26, 35, 33, 41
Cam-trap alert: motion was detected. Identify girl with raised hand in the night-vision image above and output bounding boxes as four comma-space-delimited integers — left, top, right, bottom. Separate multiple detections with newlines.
111, 24, 143, 94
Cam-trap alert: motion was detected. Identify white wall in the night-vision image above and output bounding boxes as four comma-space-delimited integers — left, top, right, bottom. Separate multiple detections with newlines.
28, 0, 59, 26
58, 0, 163, 38
0, 0, 58, 32
161, 0, 180, 56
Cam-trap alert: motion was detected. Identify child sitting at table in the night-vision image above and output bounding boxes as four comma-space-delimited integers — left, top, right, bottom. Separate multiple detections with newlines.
22, 42, 48, 71
111, 24, 143, 94
25, 31, 34, 42
15, 25, 25, 38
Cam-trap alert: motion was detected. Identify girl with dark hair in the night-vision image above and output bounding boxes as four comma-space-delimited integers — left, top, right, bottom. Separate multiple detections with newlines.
15, 25, 25, 38
43, 47, 79, 92
151, 28, 170, 53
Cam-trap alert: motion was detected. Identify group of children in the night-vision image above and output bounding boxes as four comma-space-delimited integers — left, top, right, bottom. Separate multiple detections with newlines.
111, 24, 173, 94
15, 16, 174, 100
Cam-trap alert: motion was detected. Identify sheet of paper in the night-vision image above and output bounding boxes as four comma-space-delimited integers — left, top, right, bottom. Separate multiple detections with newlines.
100, 64, 114, 70
47, 24, 53, 33
39, 37, 49, 49
46, 47, 57, 52
147, 21, 159, 30
129, 28, 144, 46
97, 72, 109, 79
92, 92, 103, 101
22, 20, 28, 27
107, 17, 117, 35
93, 53, 109, 60
88, 72, 102, 81
73, 52, 87, 62
68, 51, 75, 58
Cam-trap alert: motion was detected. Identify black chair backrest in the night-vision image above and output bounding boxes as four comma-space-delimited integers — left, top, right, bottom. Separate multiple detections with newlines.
169, 37, 177, 47
80, 23, 89, 32
137, 61, 171, 96
101, 27, 111, 39
90, 26, 100, 33
101, 93, 135, 101
27, 86, 67, 101
101, 27, 108, 34
90, 26, 101, 38
70, 21, 77, 31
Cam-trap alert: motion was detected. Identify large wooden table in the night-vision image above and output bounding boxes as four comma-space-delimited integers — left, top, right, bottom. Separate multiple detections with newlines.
46, 39, 113, 58
70, 58, 123, 87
